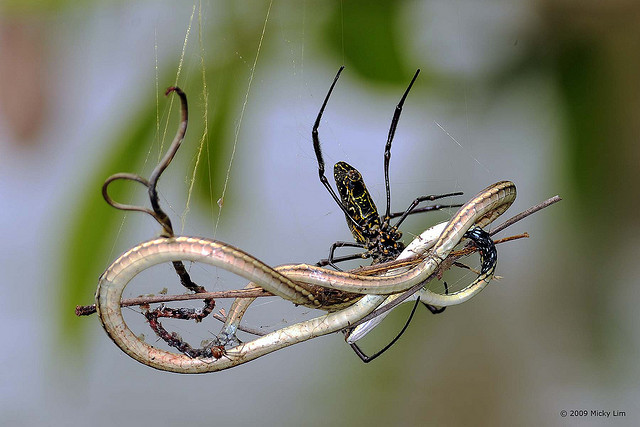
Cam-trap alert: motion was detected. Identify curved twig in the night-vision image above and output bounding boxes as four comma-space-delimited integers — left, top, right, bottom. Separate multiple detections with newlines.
101, 87, 188, 237
102, 173, 156, 219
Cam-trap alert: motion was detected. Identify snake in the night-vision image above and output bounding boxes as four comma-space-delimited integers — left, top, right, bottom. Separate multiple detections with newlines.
96, 180, 515, 373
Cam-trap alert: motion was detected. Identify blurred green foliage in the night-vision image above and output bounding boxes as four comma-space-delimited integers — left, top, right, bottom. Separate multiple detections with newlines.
61, 105, 157, 338
324, 0, 408, 83
557, 41, 611, 214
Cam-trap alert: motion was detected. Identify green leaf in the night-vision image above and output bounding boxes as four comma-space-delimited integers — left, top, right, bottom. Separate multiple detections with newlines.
59, 102, 157, 344
324, 0, 408, 83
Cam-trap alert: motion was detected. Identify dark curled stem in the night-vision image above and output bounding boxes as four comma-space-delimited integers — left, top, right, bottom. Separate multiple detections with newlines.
96, 86, 220, 347
144, 298, 217, 323
142, 297, 221, 358
172, 261, 205, 294
144, 303, 225, 359
102, 87, 188, 238
100, 87, 202, 295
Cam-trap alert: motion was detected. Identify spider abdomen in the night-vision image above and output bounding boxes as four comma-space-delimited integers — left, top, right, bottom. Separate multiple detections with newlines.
334, 161, 382, 243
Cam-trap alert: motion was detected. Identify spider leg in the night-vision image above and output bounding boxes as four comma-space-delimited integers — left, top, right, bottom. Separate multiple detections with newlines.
348, 296, 422, 363
316, 251, 372, 268
387, 202, 463, 220
383, 69, 421, 221
348, 278, 449, 363
391, 191, 464, 228
315, 241, 368, 270
312, 67, 363, 231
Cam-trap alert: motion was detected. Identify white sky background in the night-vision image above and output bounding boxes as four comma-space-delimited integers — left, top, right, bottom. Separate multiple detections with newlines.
1, 1, 638, 425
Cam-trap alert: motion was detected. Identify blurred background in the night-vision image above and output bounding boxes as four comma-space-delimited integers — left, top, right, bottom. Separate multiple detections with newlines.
2, 0, 639, 425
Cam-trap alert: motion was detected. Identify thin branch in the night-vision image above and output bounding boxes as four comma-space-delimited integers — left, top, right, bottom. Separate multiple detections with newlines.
451, 233, 529, 259
489, 195, 562, 236
75, 288, 273, 316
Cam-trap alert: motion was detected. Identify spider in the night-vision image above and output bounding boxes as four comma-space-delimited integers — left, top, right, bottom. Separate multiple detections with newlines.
312, 67, 496, 362
312, 67, 463, 270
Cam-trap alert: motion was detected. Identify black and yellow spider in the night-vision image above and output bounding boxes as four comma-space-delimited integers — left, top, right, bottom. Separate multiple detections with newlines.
311, 67, 497, 362
312, 67, 463, 269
